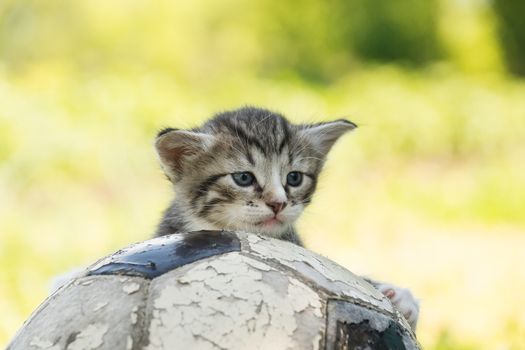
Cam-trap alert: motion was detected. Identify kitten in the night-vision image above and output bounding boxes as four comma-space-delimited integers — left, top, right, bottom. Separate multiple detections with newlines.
155, 106, 419, 330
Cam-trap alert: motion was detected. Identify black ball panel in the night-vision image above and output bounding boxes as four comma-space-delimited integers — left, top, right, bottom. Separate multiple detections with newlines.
87, 230, 240, 279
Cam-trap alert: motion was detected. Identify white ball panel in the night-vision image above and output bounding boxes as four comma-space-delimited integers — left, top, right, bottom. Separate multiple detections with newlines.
241, 233, 393, 312
9, 276, 148, 350
145, 252, 325, 350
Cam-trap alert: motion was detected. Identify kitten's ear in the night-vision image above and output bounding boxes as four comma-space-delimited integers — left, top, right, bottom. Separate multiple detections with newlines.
155, 128, 215, 181
298, 119, 357, 155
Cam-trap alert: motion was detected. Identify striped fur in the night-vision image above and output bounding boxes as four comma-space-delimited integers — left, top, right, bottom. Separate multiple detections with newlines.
155, 106, 356, 245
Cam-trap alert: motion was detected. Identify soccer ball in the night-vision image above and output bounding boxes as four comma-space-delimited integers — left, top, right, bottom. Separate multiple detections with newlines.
8, 231, 419, 350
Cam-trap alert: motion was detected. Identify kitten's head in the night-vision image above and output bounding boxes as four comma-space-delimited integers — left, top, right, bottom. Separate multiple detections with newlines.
156, 107, 356, 236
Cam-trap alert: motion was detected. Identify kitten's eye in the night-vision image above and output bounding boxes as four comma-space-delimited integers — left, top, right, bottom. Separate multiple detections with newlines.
286, 171, 303, 187
232, 172, 255, 187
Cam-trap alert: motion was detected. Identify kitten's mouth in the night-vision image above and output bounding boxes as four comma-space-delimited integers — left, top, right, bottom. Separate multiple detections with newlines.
258, 216, 283, 227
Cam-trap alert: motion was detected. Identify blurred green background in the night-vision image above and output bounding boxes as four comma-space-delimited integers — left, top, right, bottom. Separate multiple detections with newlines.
1, 0, 524, 348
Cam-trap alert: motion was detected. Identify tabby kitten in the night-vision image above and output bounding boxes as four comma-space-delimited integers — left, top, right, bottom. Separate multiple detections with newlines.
154, 106, 354, 242
155, 106, 419, 330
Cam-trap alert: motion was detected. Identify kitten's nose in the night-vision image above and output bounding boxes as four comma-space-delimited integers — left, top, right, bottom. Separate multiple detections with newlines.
266, 201, 287, 214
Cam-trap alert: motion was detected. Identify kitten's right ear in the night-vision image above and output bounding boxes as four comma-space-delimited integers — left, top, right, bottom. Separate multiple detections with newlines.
298, 119, 357, 155
155, 129, 215, 182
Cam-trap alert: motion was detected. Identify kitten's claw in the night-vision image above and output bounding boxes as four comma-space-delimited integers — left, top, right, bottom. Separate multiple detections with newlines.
377, 283, 420, 331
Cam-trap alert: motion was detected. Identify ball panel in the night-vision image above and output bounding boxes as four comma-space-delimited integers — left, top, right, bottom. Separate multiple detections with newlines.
326, 299, 419, 350
8, 276, 149, 350
144, 252, 326, 350
87, 230, 240, 279
241, 233, 394, 312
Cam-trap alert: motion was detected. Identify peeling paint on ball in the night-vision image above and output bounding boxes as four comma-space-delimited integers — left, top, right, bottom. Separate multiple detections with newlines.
8, 231, 420, 350
145, 253, 325, 350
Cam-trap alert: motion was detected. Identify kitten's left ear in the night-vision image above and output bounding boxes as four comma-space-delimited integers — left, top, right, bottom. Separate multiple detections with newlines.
298, 119, 357, 155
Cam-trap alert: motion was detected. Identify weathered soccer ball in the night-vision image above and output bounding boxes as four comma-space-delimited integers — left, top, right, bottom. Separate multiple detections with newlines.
9, 231, 419, 350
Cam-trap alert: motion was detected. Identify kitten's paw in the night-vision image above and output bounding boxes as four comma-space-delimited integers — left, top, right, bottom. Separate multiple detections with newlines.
377, 283, 420, 331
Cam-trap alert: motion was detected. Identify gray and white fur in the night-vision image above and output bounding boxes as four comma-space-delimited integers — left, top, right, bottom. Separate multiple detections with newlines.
155, 106, 355, 244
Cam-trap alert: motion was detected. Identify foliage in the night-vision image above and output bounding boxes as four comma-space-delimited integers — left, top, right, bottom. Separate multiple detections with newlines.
329, 0, 441, 64
493, 0, 525, 76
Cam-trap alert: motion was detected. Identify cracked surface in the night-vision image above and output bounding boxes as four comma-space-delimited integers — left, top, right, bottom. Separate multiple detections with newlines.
8, 276, 148, 350
243, 233, 394, 312
122, 282, 141, 295
28, 338, 61, 350
10, 232, 419, 350
66, 324, 109, 350
326, 299, 419, 349
145, 252, 325, 350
